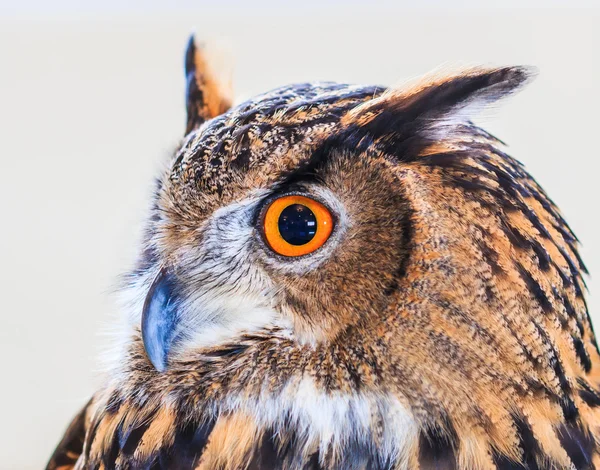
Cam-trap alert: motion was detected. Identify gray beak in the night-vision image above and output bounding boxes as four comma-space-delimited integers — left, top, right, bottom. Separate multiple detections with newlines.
141, 268, 181, 372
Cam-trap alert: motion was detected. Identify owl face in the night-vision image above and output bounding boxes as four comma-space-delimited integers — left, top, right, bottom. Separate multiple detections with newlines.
136, 80, 414, 370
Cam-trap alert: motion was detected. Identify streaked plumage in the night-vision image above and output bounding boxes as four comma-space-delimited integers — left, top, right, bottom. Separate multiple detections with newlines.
47, 36, 599, 470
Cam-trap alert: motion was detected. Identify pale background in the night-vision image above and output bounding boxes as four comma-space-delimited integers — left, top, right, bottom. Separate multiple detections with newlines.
1, 1, 598, 468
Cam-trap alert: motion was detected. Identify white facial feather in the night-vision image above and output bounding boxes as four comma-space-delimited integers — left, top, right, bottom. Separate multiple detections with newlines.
171, 198, 285, 352
226, 376, 419, 469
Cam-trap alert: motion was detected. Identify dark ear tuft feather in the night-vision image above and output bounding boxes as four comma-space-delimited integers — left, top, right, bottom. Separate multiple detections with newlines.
184, 34, 232, 134
409, 66, 535, 115
345, 66, 536, 143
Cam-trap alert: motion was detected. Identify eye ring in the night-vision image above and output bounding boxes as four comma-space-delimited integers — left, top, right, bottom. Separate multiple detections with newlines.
262, 195, 333, 257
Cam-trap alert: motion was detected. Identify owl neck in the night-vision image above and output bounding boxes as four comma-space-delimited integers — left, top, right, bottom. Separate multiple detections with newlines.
105, 331, 421, 468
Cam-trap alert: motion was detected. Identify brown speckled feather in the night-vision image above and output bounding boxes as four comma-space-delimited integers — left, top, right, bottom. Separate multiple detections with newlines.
47, 38, 599, 470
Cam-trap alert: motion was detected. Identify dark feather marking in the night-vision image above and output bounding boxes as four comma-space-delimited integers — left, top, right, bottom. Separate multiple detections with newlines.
105, 390, 123, 414
502, 223, 552, 273
529, 319, 579, 420
570, 241, 590, 275
528, 240, 551, 271
229, 123, 271, 170
561, 294, 579, 322
343, 349, 364, 391
118, 413, 154, 456
561, 397, 580, 423
418, 416, 458, 470
155, 415, 216, 469
556, 292, 587, 346
557, 423, 595, 470
555, 244, 586, 298
204, 343, 251, 358
493, 416, 541, 470
475, 232, 505, 276
149, 458, 163, 470
551, 259, 573, 288
515, 262, 553, 313
383, 194, 413, 297
103, 424, 122, 470
521, 179, 578, 242
303, 452, 322, 470
457, 178, 519, 215
572, 336, 593, 373
247, 430, 283, 470
492, 456, 532, 470
335, 432, 389, 470
552, 220, 578, 244
481, 161, 554, 243
577, 379, 600, 408
501, 222, 532, 250
271, 423, 300, 467
253, 427, 324, 470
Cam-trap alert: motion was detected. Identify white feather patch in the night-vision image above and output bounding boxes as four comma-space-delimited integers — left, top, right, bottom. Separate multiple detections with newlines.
226, 375, 419, 468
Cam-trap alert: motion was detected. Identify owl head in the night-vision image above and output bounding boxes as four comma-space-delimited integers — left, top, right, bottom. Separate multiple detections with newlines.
114, 37, 599, 469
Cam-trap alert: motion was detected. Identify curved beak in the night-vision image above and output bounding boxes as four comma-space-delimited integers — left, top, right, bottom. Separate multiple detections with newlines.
141, 268, 181, 372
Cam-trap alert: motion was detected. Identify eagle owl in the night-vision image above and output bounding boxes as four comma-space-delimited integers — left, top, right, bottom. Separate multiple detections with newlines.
47, 37, 599, 470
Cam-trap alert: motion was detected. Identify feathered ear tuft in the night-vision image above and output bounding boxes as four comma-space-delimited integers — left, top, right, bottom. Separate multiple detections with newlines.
397, 66, 534, 117
344, 66, 536, 141
184, 35, 233, 134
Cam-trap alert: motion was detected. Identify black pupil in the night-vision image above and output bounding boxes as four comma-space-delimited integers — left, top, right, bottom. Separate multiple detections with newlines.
278, 204, 317, 246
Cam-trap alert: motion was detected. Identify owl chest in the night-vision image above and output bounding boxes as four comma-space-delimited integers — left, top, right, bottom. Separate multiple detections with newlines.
83, 383, 418, 470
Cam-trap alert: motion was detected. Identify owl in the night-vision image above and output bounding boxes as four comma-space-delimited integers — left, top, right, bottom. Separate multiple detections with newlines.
47, 36, 600, 470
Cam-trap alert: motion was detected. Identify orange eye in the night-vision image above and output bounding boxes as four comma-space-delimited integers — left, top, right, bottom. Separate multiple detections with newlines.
262, 195, 334, 257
